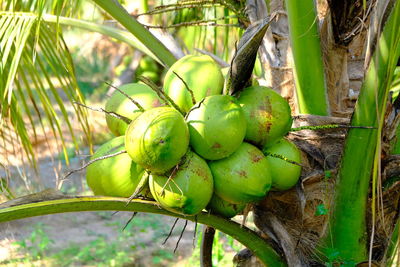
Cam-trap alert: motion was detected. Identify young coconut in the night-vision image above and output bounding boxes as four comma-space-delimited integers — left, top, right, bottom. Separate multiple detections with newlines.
186, 95, 247, 160
105, 83, 163, 136
209, 142, 272, 204
207, 194, 246, 218
263, 138, 302, 191
125, 107, 189, 174
86, 136, 145, 197
237, 85, 293, 148
163, 55, 224, 112
149, 150, 214, 216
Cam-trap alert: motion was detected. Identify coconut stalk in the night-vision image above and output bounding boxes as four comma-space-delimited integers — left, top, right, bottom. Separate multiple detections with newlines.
322, 0, 400, 263
0, 194, 286, 267
91, 0, 177, 68
284, 0, 329, 115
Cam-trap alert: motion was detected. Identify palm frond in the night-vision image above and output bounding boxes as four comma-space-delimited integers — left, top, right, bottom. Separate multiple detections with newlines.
1, 0, 87, 17
0, 12, 91, 188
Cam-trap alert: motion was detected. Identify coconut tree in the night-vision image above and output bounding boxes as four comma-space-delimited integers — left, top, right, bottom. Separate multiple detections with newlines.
1, 0, 400, 266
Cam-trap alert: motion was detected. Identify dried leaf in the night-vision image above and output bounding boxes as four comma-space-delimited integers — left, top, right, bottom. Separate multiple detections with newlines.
226, 16, 274, 95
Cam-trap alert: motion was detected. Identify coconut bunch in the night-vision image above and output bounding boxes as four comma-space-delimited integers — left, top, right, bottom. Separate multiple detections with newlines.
86, 54, 303, 218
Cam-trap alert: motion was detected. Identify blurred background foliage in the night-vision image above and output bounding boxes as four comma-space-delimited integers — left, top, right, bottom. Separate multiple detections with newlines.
0, 0, 248, 195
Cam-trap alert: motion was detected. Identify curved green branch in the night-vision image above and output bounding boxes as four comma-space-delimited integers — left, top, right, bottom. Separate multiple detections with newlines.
0, 196, 286, 267
91, 0, 177, 67
41, 14, 161, 65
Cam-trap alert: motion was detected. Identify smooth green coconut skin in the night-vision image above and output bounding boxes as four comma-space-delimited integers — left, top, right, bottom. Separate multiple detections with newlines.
207, 194, 246, 218
263, 138, 302, 191
125, 107, 189, 174
149, 151, 214, 215
163, 55, 224, 112
238, 86, 293, 148
209, 142, 272, 204
105, 83, 163, 136
186, 95, 247, 160
86, 136, 144, 197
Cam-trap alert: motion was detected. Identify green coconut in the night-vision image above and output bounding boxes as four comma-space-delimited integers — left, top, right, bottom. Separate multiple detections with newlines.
207, 194, 246, 218
186, 95, 247, 160
263, 138, 302, 191
163, 54, 224, 112
209, 142, 272, 204
136, 56, 160, 83
125, 107, 189, 174
237, 85, 293, 148
105, 83, 163, 136
149, 150, 214, 215
86, 136, 144, 197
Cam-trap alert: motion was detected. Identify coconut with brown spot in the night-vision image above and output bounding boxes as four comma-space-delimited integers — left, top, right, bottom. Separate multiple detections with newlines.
263, 138, 302, 191
237, 85, 292, 148
186, 95, 247, 160
209, 142, 272, 204
207, 193, 246, 218
149, 150, 214, 215
125, 107, 189, 174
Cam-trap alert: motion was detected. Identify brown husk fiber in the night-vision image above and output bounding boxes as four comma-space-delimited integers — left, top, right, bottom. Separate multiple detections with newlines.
235, 114, 400, 266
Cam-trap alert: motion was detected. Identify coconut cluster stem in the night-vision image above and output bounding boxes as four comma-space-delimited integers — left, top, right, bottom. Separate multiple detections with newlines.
200, 226, 215, 267
0, 196, 286, 267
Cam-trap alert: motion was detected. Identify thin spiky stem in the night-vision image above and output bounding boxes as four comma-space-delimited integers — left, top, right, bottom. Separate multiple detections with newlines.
105, 81, 145, 112
73, 102, 132, 124
174, 220, 188, 253
263, 152, 304, 167
61, 150, 127, 181
122, 212, 138, 231
163, 218, 179, 245
143, 21, 240, 28
290, 124, 376, 132
160, 163, 181, 197
138, 76, 186, 116
172, 71, 196, 105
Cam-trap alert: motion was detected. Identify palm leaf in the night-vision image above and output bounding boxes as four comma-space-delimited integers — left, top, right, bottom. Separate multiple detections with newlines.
0, 12, 91, 187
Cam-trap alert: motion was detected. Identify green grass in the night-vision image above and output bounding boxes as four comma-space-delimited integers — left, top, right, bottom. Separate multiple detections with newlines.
4, 213, 176, 266
5, 213, 245, 266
